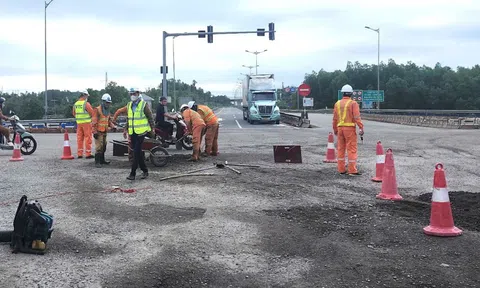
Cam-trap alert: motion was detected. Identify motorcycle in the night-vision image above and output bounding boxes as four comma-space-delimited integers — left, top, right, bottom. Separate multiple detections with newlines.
0, 111, 37, 155
155, 111, 193, 150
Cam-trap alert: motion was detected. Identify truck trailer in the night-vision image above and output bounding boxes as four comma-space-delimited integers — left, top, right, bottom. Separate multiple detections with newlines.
242, 74, 280, 124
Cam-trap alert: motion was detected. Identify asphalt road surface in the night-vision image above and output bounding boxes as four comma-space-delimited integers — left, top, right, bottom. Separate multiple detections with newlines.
1, 107, 480, 287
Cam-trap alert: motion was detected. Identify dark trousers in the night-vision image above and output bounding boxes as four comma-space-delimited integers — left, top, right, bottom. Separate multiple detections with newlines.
130, 133, 147, 175
156, 122, 174, 137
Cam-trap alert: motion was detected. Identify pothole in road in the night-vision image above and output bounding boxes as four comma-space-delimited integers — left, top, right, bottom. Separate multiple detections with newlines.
376, 191, 480, 232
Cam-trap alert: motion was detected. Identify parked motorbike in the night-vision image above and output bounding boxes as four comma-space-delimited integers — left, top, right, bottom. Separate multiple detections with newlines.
155, 111, 193, 150
0, 111, 37, 155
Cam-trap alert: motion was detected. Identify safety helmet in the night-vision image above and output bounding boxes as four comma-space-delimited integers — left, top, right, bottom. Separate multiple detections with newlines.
101, 93, 112, 103
341, 84, 353, 94
180, 104, 189, 112
0, 97, 5, 105
187, 101, 195, 108
128, 87, 140, 94
80, 89, 89, 96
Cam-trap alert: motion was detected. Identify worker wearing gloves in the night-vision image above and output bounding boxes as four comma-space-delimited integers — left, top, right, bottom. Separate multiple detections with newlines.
332, 84, 364, 176
188, 101, 219, 157
92, 93, 116, 168
116, 88, 155, 180
180, 104, 206, 162
72, 89, 95, 159
0, 97, 13, 146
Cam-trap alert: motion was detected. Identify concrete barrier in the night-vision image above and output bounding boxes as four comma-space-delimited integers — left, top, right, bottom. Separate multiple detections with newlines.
280, 112, 311, 128
361, 114, 480, 129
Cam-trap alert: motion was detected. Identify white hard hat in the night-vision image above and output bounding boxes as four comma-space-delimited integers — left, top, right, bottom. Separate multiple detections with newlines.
180, 104, 189, 112
187, 101, 196, 108
340, 84, 353, 93
80, 89, 89, 96
129, 87, 141, 94
101, 93, 112, 103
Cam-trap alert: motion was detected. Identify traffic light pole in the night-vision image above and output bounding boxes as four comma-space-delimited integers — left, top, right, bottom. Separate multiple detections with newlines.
161, 27, 275, 98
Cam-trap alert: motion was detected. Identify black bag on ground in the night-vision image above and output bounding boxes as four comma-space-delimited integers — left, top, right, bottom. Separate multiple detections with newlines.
3, 195, 54, 255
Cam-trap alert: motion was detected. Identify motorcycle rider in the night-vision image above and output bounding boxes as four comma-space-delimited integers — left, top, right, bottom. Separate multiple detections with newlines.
155, 96, 177, 140
92, 93, 117, 168
0, 97, 13, 146
188, 101, 219, 157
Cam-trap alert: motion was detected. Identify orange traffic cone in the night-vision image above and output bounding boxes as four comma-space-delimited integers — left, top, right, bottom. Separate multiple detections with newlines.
376, 148, 402, 200
371, 141, 385, 182
323, 132, 337, 163
9, 133, 24, 162
61, 129, 74, 160
423, 163, 462, 237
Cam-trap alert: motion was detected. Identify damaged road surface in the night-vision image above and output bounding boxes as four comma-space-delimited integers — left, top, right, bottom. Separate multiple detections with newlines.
1, 107, 480, 287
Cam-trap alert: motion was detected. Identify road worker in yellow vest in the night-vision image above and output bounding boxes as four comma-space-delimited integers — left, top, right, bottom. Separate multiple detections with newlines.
188, 101, 219, 156
115, 88, 155, 180
72, 89, 95, 159
332, 84, 364, 176
92, 93, 117, 168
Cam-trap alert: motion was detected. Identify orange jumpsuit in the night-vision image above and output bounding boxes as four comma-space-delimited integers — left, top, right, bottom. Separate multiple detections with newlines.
72, 97, 95, 158
333, 97, 364, 174
182, 109, 206, 161
196, 105, 219, 156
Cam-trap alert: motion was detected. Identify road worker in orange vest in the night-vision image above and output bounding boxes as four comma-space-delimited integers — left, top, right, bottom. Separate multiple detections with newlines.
332, 84, 364, 176
180, 104, 206, 162
188, 101, 219, 157
72, 89, 95, 159
92, 93, 117, 168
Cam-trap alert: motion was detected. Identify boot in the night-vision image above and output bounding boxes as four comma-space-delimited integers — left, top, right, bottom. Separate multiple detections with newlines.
100, 153, 110, 165
94, 154, 102, 168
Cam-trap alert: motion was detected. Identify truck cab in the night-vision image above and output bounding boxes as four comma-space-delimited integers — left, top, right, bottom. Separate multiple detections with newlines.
242, 74, 281, 124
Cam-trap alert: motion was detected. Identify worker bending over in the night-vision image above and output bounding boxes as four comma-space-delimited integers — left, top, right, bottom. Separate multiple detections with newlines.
188, 101, 219, 156
0, 97, 13, 146
180, 104, 205, 162
92, 93, 116, 168
332, 84, 364, 176
73, 90, 95, 159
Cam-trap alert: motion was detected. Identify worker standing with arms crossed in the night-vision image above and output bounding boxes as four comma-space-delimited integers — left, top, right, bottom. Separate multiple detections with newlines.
92, 93, 117, 168
180, 104, 206, 162
187, 101, 219, 157
332, 84, 364, 176
72, 89, 95, 159
116, 88, 155, 180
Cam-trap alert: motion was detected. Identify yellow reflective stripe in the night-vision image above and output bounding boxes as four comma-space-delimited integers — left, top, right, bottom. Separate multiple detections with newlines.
337, 99, 355, 127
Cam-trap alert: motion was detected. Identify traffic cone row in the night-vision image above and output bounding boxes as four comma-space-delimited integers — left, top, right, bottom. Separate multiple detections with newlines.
322, 131, 462, 238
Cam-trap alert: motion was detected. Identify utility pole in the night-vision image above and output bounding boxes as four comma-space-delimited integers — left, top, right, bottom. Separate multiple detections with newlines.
44, 0, 54, 119
173, 36, 177, 110
365, 26, 380, 109
161, 23, 276, 98
105, 72, 108, 88
245, 49, 267, 74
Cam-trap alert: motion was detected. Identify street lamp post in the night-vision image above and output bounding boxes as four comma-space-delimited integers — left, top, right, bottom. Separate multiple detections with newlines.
242, 65, 257, 75
245, 49, 267, 74
365, 26, 380, 109
172, 36, 177, 110
44, 0, 54, 119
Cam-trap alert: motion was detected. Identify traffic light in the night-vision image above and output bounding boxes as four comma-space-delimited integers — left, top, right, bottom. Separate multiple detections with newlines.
268, 22, 275, 40
207, 25, 213, 43
257, 28, 265, 36
198, 30, 206, 38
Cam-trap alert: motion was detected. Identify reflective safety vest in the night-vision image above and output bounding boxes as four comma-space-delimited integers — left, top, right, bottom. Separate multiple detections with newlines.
335, 99, 355, 127
197, 105, 217, 125
127, 99, 151, 135
95, 106, 110, 133
74, 100, 91, 124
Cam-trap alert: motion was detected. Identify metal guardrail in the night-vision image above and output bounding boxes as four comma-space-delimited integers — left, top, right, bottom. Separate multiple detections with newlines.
281, 109, 480, 117
279, 112, 311, 128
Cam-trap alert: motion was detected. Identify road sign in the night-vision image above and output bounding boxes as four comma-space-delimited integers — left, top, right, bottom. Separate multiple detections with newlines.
303, 97, 313, 107
284, 87, 291, 93
298, 83, 311, 97
290, 87, 297, 93
363, 90, 385, 102
337, 90, 363, 101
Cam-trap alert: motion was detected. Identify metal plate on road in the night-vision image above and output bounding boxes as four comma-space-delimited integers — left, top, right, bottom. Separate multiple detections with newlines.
273, 145, 302, 163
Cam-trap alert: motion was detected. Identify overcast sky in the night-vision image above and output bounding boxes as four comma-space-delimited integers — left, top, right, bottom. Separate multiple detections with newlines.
0, 0, 479, 98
